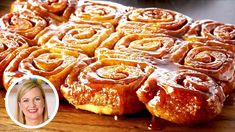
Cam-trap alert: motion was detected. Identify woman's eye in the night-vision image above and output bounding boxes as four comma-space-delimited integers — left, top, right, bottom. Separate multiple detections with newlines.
35, 97, 41, 101
22, 99, 29, 103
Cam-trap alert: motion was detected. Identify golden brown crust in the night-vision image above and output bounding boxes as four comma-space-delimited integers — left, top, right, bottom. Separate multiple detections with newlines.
114, 33, 181, 59
137, 68, 225, 124
11, 0, 77, 23
98, 31, 182, 56
71, 0, 132, 26
117, 8, 192, 37
0, 30, 28, 86
61, 59, 154, 115
183, 20, 235, 45
95, 48, 168, 68
3, 46, 88, 98
168, 42, 235, 94
38, 21, 114, 56
0, 30, 28, 48
3, 46, 40, 89
0, 10, 48, 45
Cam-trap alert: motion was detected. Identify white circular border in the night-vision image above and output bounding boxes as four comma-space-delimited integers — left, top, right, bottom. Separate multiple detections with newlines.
5, 75, 60, 129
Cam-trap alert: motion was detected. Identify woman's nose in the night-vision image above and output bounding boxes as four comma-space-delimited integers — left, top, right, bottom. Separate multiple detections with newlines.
29, 100, 36, 107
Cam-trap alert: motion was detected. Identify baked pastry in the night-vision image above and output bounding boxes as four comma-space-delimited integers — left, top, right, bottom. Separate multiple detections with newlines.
0, 0, 234, 126
38, 21, 114, 56
168, 42, 235, 94
3, 46, 88, 97
70, 0, 132, 26
137, 68, 225, 124
3, 46, 39, 89
61, 58, 154, 115
0, 10, 48, 45
0, 30, 28, 86
11, 0, 77, 23
99, 32, 181, 59
183, 20, 235, 45
117, 8, 192, 37
95, 48, 167, 67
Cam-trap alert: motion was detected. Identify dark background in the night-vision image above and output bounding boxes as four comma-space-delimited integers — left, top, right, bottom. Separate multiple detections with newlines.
1, 0, 235, 24
0, 1, 12, 16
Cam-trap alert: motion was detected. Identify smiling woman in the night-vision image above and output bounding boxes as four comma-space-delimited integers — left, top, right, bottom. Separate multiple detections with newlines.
16, 79, 48, 126
5, 75, 59, 129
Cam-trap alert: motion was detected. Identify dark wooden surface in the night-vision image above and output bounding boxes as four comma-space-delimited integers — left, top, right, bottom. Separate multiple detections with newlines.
1, 0, 235, 131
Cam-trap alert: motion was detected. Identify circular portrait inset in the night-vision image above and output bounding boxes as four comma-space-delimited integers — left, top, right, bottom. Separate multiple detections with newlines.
5, 75, 59, 129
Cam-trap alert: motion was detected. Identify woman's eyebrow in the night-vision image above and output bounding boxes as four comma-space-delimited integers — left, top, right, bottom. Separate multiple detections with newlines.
21, 98, 29, 101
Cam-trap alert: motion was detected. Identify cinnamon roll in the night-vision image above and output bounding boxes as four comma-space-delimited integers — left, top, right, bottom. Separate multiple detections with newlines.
0, 10, 48, 45
3, 46, 88, 97
61, 59, 154, 115
117, 8, 192, 37
11, 0, 77, 23
100, 32, 181, 58
71, 0, 132, 26
96, 48, 171, 69
0, 30, 28, 48
183, 20, 235, 45
169, 42, 235, 94
3, 47, 40, 89
0, 30, 28, 86
39, 21, 114, 56
137, 68, 225, 124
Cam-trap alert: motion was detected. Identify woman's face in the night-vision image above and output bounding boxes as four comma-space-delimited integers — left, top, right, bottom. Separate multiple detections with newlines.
19, 87, 45, 121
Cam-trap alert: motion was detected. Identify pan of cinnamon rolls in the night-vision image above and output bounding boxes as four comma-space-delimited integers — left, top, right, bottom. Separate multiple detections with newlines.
1, 0, 235, 125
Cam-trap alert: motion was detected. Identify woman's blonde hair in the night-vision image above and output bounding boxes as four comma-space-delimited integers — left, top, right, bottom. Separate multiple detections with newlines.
15, 79, 49, 124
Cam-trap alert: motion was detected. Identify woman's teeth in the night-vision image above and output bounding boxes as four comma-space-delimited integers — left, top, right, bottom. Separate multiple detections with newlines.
28, 109, 38, 113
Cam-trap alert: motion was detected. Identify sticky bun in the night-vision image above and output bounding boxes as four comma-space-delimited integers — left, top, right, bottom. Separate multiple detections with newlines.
61, 59, 154, 115
137, 68, 225, 124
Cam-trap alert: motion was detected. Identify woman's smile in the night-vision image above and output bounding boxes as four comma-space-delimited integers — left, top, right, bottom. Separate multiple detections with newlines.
27, 108, 38, 114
